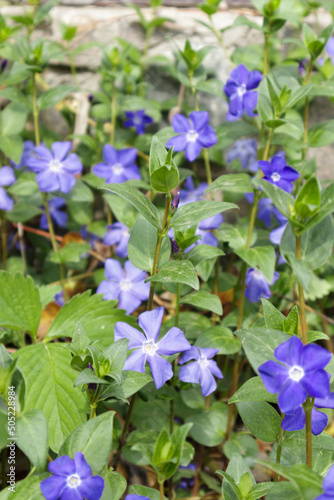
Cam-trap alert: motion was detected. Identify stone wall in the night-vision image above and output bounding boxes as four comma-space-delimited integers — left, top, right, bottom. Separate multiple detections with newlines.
2, 1, 333, 179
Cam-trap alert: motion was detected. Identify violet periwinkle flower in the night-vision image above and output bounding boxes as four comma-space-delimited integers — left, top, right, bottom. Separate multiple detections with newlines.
193, 213, 223, 249
27, 141, 82, 194
166, 111, 217, 162
179, 346, 223, 396
245, 268, 279, 303
171, 239, 179, 254
114, 307, 191, 389
227, 139, 258, 172
0, 166, 15, 211
97, 258, 149, 314
326, 37, 334, 64
11, 140, 35, 170
269, 207, 288, 245
125, 496, 150, 500
223, 64, 262, 121
40, 197, 68, 230
171, 192, 180, 214
179, 177, 208, 205
54, 291, 65, 307
92, 145, 140, 184
103, 221, 130, 258
123, 109, 154, 135
315, 463, 334, 500
177, 464, 197, 490
298, 60, 306, 79
40, 452, 104, 500
282, 392, 334, 436
259, 335, 332, 414
259, 155, 300, 193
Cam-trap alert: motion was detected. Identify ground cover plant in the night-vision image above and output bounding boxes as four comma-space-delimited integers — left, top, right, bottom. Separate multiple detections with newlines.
1, 0, 334, 498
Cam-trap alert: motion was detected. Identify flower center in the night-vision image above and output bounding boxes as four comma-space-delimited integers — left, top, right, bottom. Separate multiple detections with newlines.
49, 159, 63, 172
237, 83, 247, 97
143, 340, 158, 356
289, 365, 304, 382
113, 163, 124, 175
186, 130, 199, 143
122, 230, 129, 236
120, 278, 132, 291
67, 474, 81, 488
133, 116, 142, 125
271, 172, 281, 182
198, 356, 209, 368
253, 270, 262, 279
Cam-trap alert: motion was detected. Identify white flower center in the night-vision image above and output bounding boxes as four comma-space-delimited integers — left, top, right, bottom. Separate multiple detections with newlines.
186, 130, 199, 143
133, 116, 142, 125
49, 159, 63, 172
113, 163, 124, 175
67, 474, 81, 488
122, 230, 129, 236
253, 270, 262, 279
120, 278, 132, 291
271, 172, 281, 182
143, 340, 158, 356
289, 365, 304, 382
198, 356, 209, 368
237, 83, 247, 97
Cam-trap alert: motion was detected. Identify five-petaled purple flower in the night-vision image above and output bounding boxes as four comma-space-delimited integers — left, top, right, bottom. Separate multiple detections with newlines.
166, 111, 217, 162
315, 463, 334, 500
97, 258, 149, 314
227, 139, 258, 172
259, 155, 299, 193
103, 222, 130, 258
259, 335, 332, 414
27, 141, 82, 194
92, 145, 140, 184
11, 140, 35, 170
0, 166, 15, 211
40, 451, 104, 500
40, 197, 68, 230
123, 110, 154, 135
282, 393, 334, 436
114, 307, 191, 389
179, 346, 223, 396
223, 64, 262, 121
245, 268, 279, 303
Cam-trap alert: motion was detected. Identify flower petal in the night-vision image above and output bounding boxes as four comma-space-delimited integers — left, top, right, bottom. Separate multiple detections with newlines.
0, 166, 15, 187
189, 111, 209, 132
138, 307, 164, 342
51, 141, 72, 161
36, 170, 59, 192
40, 475, 67, 500
77, 476, 105, 500
0, 188, 13, 211
157, 327, 191, 356
172, 114, 191, 133
311, 408, 328, 435
258, 160, 272, 177
179, 346, 200, 364
103, 144, 117, 165
62, 153, 82, 174
246, 70, 262, 90
207, 359, 223, 379
258, 360, 288, 393
123, 165, 141, 181
96, 281, 120, 301
92, 163, 111, 179
147, 354, 173, 389
124, 260, 146, 281
302, 344, 332, 372
59, 486, 82, 500
105, 258, 124, 281
117, 148, 137, 167
114, 321, 145, 349
281, 406, 305, 432
49, 455, 75, 476
123, 348, 147, 372
166, 134, 188, 152
199, 366, 217, 396
185, 140, 203, 162
302, 370, 330, 398
229, 64, 249, 85
243, 91, 258, 114
274, 335, 303, 367
281, 166, 300, 182
197, 125, 217, 148
118, 291, 142, 315
58, 171, 76, 194
278, 379, 307, 413
74, 452, 91, 479
179, 360, 200, 384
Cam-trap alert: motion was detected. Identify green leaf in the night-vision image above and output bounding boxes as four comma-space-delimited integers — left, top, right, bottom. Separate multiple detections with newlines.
309, 119, 334, 147
303, 182, 334, 232
146, 260, 199, 290
307, 330, 329, 343
49, 242, 91, 264
235, 246, 276, 283
13, 344, 87, 452
74, 368, 109, 387
258, 462, 322, 500
101, 470, 127, 500
46, 291, 134, 348
161, 423, 193, 480
217, 224, 257, 250
1, 103, 28, 136
205, 173, 254, 194
38, 85, 77, 110
185, 245, 224, 267
238, 327, 290, 373
0, 135, 23, 164
265, 482, 300, 500
103, 338, 129, 385
128, 216, 171, 272
261, 299, 286, 331
60, 412, 114, 474
153, 428, 174, 467
102, 371, 152, 401
0, 272, 42, 339
281, 217, 333, 270
0, 87, 32, 109
217, 471, 243, 500
236, 401, 281, 442
294, 176, 321, 219
196, 78, 224, 96
195, 325, 241, 354
287, 255, 314, 291
246, 483, 274, 500
0, 474, 47, 500
186, 404, 228, 446
6, 203, 43, 223
233, 14, 263, 30
129, 485, 164, 500
180, 290, 222, 315
171, 200, 237, 228
64, 179, 94, 203
149, 136, 179, 193
229, 376, 277, 404
16, 409, 48, 472
100, 183, 161, 229
256, 179, 295, 221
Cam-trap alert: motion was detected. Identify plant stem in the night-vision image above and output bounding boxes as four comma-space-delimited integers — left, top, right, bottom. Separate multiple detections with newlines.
192, 444, 203, 497
111, 393, 137, 469
295, 236, 307, 345
110, 78, 116, 146
304, 397, 313, 469
175, 282, 181, 328
274, 423, 284, 482
189, 72, 199, 111
147, 195, 171, 311
1, 211, 6, 270
32, 73, 40, 147
263, 33, 269, 76
317, 299, 333, 353
203, 149, 213, 186
159, 480, 165, 500
302, 62, 313, 161
68, 50, 78, 86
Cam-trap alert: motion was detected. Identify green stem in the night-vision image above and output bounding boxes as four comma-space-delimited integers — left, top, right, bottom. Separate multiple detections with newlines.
189, 72, 199, 111
203, 148, 213, 187
263, 33, 269, 76
304, 397, 313, 469
111, 393, 137, 469
274, 424, 284, 482
296, 235, 307, 345
159, 480, 165, 500
110, 78, 116, 146
302, 62, 313, 162
1, 211, 6, 270
32, 73, 40, 147
175, 282, 181, 328
147, 195, 171, 311
89, 386, 101, 420
68, 50, 78, 86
